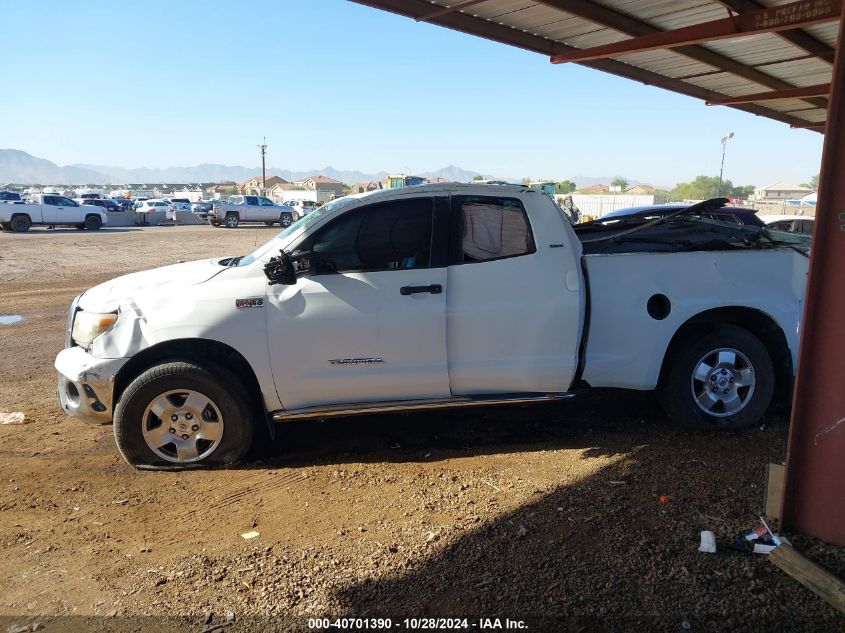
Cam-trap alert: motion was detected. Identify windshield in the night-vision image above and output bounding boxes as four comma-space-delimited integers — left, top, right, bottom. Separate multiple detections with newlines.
237, 196, 359, 266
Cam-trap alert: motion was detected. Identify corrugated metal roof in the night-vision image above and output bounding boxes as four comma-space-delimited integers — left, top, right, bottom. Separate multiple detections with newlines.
352, 0, 837, 130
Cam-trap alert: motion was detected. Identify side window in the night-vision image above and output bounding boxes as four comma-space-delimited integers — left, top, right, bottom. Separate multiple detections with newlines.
301, 198, 433, 273
259, 197, 274, 206
43, 196, 57, 206
245, 196, 259, 206
456, 196, 535, 263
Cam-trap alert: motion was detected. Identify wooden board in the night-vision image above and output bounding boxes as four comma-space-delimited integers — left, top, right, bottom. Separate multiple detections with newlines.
769, 545, 845, 615
765, 463, 785, 520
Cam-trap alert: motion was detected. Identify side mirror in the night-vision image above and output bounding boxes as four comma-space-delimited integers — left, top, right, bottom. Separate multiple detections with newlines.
264, 251, 297, 285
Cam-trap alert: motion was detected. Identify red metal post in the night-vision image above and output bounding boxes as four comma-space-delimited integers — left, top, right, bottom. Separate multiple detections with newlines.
781, 14, 845, 546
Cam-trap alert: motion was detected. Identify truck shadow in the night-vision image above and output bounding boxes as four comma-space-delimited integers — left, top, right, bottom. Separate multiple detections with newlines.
318, 417, 833, 633
248, 390, 787, 468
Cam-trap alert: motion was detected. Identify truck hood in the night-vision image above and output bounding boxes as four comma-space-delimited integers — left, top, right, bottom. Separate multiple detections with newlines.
78, 258, 227, 312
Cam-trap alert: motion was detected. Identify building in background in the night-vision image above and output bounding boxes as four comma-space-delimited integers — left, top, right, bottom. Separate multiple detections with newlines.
752, 181, 814, 201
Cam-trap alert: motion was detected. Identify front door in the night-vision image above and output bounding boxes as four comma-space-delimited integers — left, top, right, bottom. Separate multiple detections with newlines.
445, 193, 583, 395
266, 195, 451, 410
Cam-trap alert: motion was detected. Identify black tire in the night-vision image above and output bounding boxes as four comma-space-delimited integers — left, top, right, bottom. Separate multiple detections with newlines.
224, 213, 239, 229
114, 360, 255, 468
660, 324, 774, 430
10, 215, 31, 232
84, 214, 102, 230
280, 212, 293, 228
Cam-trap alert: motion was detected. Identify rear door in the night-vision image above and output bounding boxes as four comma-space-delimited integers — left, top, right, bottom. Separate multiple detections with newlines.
243, 195, 260, 221
445, 193, 583, 395
267, 195, 451, 409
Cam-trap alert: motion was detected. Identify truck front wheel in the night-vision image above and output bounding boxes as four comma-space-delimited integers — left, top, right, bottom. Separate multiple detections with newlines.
10, 215, 31, 232
659, 325, 774, 430
114, 361, 255, 468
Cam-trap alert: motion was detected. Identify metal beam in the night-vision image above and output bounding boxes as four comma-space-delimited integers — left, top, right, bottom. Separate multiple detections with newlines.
416, 0, 488, 22
549, 0, 841, 64
537, 1, 828, 112
781, 8, 845, 547
349, 0, 822, 130
790, 122, 827, 129
716, 0, 836, 63
707, 83, 830, 105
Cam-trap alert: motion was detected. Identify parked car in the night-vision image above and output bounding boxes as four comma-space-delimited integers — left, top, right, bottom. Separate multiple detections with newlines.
191, 201, 214, 214
286, 199, 319, 219
208, 195, 295, 228
54, 184, 808, 468
0, 194, 107, 232
586, 203, 765, 227
113, 199, 135, 212
76, 198, 122, 212
168, 198, 192, 212
760, 215, 815, 236
135, 199, 176, 216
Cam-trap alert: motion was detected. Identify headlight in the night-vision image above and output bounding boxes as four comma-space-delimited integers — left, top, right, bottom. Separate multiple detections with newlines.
71, 311, 118, 348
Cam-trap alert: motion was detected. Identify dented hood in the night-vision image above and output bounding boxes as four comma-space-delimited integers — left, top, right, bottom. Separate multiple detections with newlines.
78, 259, 227, 312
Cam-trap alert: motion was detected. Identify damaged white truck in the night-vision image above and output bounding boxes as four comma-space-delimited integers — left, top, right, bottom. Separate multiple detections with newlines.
54, 184, 809, 468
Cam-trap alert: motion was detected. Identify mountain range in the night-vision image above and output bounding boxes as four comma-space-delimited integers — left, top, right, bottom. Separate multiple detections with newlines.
0, 150, 490, 187
0, 148, 652, 189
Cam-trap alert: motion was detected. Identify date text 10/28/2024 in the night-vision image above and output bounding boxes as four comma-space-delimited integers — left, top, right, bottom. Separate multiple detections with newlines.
307, 618, 528, 630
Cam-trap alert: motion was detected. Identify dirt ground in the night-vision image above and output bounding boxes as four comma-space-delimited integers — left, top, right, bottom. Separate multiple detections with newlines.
0, 225, 842, 633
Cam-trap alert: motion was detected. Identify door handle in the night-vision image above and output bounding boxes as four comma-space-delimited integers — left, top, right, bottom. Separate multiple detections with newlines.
400, 284, 442, 296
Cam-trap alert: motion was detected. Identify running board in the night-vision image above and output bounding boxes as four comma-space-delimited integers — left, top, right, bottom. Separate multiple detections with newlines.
271, 392, 574, 422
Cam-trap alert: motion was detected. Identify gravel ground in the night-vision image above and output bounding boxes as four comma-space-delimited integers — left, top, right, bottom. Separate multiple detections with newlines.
0, 225, 842, 633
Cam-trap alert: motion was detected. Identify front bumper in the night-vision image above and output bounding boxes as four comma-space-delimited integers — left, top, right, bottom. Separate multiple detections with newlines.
55, 346, 129, 425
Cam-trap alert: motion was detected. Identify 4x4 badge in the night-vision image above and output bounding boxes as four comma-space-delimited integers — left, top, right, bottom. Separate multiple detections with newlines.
235, 298, 264, 309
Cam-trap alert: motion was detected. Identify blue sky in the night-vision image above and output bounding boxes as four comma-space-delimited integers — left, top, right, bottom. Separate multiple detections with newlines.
0, 0, 824, 187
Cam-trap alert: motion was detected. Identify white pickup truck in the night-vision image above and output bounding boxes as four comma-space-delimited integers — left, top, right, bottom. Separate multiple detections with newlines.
54, 184, 808, 468
0, 194, 108, 232
207, 195, 296, 229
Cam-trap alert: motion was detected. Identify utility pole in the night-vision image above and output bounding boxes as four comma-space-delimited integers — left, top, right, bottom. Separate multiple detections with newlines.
258, 137, 268, 191
718, 132, 734, 196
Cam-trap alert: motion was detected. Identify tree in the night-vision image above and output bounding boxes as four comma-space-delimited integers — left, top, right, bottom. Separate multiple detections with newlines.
669, 175, 755, 201
611, 177, 628, 190
801, 174, 819, 189
555, 180, 576, 194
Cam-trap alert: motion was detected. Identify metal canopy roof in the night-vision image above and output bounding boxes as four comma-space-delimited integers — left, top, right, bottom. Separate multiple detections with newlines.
351, 0, 839, 132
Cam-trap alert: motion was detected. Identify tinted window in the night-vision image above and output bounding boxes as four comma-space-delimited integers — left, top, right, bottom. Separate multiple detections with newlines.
457, 196, 535, 263
259, 197, 274, 206
245, 196, 259, 205
302, 198, 433, 273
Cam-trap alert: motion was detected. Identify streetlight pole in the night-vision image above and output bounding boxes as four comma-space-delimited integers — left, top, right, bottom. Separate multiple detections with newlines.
718, 132, 734, 196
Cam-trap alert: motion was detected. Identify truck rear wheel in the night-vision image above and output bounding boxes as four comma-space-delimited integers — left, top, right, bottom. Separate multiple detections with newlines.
224, 213, 239, 229
114, 361, 254, 469
84, 214, 102, 230
10, 215, 31, 232
280, 212, 293, 227
660, 325, 774, 430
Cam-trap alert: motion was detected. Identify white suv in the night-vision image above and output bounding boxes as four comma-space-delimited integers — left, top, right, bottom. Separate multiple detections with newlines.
286, 199, 318, 219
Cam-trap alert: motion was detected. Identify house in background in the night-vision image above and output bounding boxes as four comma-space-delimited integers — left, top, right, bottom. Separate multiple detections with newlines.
237, 175, 288, 195
351, 181, 379, 194
625, 185, 655, 195
752, 181, 814, 201
575, 183, 610, 194
268, 174, 346, 204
